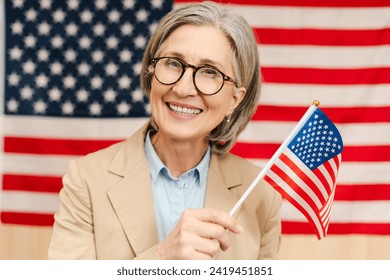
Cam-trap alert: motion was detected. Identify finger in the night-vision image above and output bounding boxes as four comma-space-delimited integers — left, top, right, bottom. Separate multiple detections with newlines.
191, 221, 232, 251
192, 208, 244, 234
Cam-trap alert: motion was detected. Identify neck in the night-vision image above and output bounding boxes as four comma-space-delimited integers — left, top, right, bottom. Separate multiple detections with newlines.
151, 132, 209, 178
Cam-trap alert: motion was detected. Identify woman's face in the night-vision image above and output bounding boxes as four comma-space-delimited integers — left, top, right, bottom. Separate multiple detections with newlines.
149, 24, 245, 144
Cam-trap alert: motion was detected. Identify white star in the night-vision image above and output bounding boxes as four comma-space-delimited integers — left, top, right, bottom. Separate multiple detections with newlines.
36, 73, 49, 88
9, 47, 23, 60
63, 75, 76, 89
53, 9, 66, 23
95, 0, 107, 10
76, 89, 89, 102
93, 23, 105, 36
51, 35, 64, 48
104, 88, 117, 102
108, 10, 121, 22
80, 9, 93, 23
134, 35, 146, 48
7, 99, 19, 112
123, 0, 135, 9
89, 102, 102, 115
136, 9, 148, 22
64, 49, 77, 62
117, 101, 131, 115
132, 88, 144, 102
91, 76, 103, 89
38, 21, 51, 35
24, 35, 37, 48
149, 21, 158, 34
62, 101, 75, 115
133, 61, 142, 75
144, 102, 151, 115
13, 0, 24, 8
92, 50, 104, 63
66, 23, 78, 36
22, 60, 36, 74
34, 100, 47, 114
49, 87, 62, 101
118, 75, 132, 89
119, 49, 132, 62
20, 86, 34, 99
26, 9, 38, 21
105, 62, 118, 76
79, 36, 92, 49
106, 36, 119, 49
40, 0, 52, 9
8, 72, 20, 86
67, 0, 79, 10
37, 48, 50, 61
151, 0, 163, 9
121, 23, 133, 36
50, 61, 63, 75
78, 62, 90, 76
11, 21, 24, 35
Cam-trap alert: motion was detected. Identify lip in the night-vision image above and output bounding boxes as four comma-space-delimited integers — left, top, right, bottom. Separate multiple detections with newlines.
165, 101, 203, 117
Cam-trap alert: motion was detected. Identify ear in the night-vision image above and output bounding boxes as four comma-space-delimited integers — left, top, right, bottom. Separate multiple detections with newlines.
226, 86, 246, 117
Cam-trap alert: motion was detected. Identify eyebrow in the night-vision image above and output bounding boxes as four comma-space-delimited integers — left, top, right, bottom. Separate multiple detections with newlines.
161, 51, 226, 70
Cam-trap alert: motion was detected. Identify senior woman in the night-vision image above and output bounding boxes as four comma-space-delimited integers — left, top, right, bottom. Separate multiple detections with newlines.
49, 1, 282, 260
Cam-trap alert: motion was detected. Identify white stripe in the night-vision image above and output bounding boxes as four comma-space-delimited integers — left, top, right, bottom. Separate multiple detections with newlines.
282, 200, 390, 223
4, 115, 149, 139
251, 160, 390, 185
3, 153, 76, 176
1, 191, 60, 213
277, 150, 327, 207
175, 4, 390, 29
260, 45, 390, 68
260, 84, 390, 107
317, 164, 334, 194
267, 169, 324, 238
239, 121, 390, 146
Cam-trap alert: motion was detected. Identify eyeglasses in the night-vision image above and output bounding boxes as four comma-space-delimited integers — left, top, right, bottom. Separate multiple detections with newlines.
151, 57, 238, 95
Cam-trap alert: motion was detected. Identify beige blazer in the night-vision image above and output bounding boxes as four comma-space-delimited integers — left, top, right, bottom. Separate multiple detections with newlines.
48, 123, 282, 260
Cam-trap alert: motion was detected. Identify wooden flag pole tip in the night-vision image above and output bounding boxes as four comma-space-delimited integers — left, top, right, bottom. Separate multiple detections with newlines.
313, 100, 320, 107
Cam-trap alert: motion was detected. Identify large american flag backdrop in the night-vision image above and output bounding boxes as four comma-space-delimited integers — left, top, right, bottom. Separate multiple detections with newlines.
1, 0, 390, 236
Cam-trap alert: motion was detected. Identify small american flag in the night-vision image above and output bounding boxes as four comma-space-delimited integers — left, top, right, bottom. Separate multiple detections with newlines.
264, 105, 343, 239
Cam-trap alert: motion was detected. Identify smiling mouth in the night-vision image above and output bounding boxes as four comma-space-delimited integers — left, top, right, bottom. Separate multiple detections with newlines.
167, 103, 202, 116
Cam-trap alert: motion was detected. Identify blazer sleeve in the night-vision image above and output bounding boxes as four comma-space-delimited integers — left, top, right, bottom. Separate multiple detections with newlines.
48, 159, 97, 259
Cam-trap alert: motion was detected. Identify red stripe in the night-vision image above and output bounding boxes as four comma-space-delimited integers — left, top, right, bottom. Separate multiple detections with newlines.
261, 67, 390, 85
279, 153, 326, 204
264, 174, 323, 239
312, 167, 332, 194
335, 184, 390, 201
253, 105, 390, 123
255, 28, 390, 46
175, 0, 390, 7
271, 162, 321, 212
0, 212, 54, 226
2, 174, 62, 193
231, 143, 390, 162
319, 160, 337, 189
282, 221, 390, 235
4, 137, 119, 155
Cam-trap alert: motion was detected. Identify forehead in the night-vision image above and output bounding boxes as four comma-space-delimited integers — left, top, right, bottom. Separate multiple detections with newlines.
159, 24, 233, 67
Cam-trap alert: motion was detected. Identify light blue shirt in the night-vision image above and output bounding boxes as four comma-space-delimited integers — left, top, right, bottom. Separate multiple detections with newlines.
144, 131, 210, 241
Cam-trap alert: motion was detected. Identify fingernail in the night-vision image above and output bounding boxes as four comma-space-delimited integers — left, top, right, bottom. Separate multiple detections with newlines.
236, 224, 243, 233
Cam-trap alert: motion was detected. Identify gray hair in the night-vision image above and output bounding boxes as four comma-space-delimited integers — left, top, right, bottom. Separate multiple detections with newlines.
140, 1, 261, 154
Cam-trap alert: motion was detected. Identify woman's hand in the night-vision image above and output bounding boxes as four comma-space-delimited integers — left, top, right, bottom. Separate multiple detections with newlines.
156, 208, 243, 260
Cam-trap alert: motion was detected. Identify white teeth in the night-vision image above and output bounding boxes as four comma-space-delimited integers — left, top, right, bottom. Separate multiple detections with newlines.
168, 103, 201, 116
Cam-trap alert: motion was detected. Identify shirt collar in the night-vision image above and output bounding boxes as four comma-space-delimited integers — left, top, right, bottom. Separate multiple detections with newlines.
144, 130, 210, 186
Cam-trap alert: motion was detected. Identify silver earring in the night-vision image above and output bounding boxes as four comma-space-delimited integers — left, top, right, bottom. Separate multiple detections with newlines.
226, 116, 231, 123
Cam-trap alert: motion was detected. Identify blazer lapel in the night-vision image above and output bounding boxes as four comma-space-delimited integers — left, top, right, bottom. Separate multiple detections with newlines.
106, 123, 158, 257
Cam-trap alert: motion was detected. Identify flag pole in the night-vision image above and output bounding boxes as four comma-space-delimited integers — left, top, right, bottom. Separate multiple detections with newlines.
229, 100, 321, 216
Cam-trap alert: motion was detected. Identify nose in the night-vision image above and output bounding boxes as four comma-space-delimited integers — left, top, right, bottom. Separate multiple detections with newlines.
172, 67, 198, 97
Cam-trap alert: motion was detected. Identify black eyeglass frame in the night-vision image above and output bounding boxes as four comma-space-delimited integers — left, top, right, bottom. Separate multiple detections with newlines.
151, 56, 239, 95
